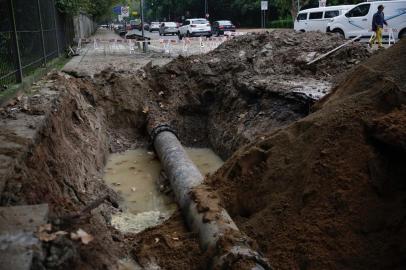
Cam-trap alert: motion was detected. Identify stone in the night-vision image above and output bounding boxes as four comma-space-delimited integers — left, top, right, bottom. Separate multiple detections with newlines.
0, 204, 49, 270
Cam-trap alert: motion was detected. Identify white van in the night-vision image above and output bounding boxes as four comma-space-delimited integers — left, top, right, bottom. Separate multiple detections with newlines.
327, 0, 406, 39
294, 5, 355, 32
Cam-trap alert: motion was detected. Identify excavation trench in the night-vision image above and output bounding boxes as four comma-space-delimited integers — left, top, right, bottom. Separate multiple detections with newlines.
1, 30, 386, 270
0, 66, 315, 269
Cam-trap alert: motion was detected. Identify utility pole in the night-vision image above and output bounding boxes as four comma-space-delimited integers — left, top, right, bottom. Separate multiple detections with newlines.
204, 0, 208, 17
140, 0, 146, 52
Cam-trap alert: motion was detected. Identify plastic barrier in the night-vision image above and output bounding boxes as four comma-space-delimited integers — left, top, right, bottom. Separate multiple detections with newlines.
369, 27, 396, 47
78, 34, 241, 56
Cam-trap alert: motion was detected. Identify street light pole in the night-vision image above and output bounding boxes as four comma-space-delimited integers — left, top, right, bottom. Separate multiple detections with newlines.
140, 0, 146, 52
204, 0, 208, 17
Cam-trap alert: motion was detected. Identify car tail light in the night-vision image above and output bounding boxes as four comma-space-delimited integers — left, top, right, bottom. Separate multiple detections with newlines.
219, 26, 224, 29
207, 23, 211, 26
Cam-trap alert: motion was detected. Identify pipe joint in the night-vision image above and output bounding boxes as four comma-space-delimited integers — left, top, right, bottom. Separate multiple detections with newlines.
149, 124, 178, 144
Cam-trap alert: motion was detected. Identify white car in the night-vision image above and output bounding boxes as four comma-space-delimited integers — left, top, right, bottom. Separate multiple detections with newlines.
327, 0, 406, 40
294, 5, 355, 32
159, 22, 178, 36
149, 22, 160, 32
178, 18, 212, 39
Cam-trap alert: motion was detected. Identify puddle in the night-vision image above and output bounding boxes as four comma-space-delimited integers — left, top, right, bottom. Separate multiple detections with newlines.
104, 148, 223, 234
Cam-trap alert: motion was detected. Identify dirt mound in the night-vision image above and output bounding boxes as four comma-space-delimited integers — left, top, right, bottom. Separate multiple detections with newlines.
206, 39, 406, 269
211, 30, 370, 78
138, 30, 371, 158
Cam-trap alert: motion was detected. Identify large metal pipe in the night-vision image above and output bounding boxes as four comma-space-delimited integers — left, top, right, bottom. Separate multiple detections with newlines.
150, 125, 271, 269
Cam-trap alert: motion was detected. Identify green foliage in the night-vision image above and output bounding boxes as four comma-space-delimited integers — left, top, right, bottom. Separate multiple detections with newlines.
56, 0, 115, 18
269, 19, 293, 28
56, 0, 365, 26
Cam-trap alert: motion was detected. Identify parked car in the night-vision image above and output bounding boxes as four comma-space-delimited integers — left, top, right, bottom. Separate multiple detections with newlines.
178, 18, 211, 39
114, 24, 127, 37
211, 20, 236, 36
294, 5, 354, 32
327, 0, 406, 40
149, 22, 160, 32
159, 22, 178, 36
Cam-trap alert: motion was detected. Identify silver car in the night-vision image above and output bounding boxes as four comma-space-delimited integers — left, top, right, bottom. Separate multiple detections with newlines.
159, 22, 178, 36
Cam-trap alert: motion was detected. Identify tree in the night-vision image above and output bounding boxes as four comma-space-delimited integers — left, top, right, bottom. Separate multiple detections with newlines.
56, 0, 116, 19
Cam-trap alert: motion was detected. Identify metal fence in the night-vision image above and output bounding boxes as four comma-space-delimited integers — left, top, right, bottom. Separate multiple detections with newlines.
0, 0, 74, 85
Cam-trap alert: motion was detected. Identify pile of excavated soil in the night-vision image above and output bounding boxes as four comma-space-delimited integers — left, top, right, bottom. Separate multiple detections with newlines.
136, 30, 371, 158
133, 40, 406, 269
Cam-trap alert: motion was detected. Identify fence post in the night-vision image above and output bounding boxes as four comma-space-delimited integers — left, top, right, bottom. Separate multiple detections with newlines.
9, 0, 23, 83
37, 0, 47, 66
52, 0, 60, 56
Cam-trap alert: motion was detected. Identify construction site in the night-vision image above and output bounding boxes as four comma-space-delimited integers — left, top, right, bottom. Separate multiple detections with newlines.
1, 26, 406, 270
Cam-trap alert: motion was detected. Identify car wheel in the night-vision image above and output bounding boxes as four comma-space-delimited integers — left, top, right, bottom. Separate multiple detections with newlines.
178, 32, 183, 40
399, 29, 406, 39
332, 28, 344, 38
216, 31, 220, 37
187, 31, 190, 37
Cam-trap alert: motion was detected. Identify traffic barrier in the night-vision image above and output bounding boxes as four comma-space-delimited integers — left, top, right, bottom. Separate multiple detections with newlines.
77, 34, 242, 56
369, 28, 396, 46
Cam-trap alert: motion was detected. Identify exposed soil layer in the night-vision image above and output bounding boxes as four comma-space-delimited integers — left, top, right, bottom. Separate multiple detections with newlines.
1, 29, 393, 270
142, 30, 370, 158
131, 37, 406, 269
207, 40, 406, 269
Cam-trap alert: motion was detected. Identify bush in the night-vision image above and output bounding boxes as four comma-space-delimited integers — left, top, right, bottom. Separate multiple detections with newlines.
269, 19, 293, 29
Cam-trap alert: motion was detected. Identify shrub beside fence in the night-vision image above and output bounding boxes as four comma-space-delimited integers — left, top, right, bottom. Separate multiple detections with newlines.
0, 0, 74, 86
269, 19, 294, 29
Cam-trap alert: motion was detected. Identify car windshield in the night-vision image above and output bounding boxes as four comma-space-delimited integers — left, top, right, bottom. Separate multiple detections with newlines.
218, 21, 232, 25
192, 19, 208, 24
151, 22, 159, 25
165, 22, 177, 27
297, 13, 307, 21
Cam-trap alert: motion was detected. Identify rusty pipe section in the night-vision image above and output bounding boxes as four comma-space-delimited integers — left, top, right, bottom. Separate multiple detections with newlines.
150, 124, 271, 270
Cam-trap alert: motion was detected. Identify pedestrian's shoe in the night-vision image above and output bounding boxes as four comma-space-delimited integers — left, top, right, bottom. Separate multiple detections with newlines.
368, 42, 373, 48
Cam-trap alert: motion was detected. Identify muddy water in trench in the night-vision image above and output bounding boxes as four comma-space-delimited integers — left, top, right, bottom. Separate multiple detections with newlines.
104, 148, 223, 234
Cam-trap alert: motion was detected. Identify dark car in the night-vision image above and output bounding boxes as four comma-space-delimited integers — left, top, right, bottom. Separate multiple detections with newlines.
114, 24, 127, 37
211, 20, 236, 36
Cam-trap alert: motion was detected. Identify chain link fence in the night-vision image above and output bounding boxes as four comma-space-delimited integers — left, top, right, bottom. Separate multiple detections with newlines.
0, 0, 74, 85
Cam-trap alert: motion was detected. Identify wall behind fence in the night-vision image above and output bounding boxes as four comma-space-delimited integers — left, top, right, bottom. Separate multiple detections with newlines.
74, 13, 97, 41
0, 0, 74, 85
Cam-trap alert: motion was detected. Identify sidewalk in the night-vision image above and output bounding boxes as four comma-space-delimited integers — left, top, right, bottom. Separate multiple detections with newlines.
63, 28, 171, 77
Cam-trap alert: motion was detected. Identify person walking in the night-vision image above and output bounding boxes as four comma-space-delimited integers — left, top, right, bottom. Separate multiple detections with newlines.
370, 5, 388, 49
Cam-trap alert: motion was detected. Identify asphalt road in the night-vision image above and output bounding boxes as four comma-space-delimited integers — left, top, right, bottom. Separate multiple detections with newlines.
127, 29, 179, 41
